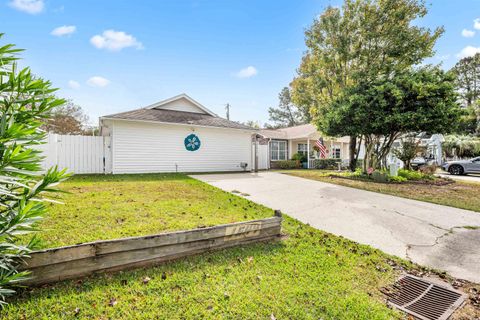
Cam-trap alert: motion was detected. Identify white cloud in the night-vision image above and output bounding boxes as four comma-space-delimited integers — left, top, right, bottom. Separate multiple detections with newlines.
87, 76, 110, 87
68, 80, 80, 89
234, 66, 258, 78
90, 30, 143, 51
457, 46, 480, 58
462, 29, 475, 38
51, 25, 76, 37
8, 0, 44, 14
474, 18, 480, 30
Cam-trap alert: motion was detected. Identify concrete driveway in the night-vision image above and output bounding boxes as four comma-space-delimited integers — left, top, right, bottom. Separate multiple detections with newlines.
192, 172, 480, 283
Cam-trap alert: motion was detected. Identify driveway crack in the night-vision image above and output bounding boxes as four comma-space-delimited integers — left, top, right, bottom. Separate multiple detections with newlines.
392, 210, 450, 231
405, 228, 455, 260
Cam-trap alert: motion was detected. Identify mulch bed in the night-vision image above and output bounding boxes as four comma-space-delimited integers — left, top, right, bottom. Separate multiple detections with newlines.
328, 174, 455, 186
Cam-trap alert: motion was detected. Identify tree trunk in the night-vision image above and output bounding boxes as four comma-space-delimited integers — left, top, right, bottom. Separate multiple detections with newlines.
349, 136, 357, 171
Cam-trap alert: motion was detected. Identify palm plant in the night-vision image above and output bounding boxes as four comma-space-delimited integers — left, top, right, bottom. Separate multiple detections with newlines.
0, 34, 69, 306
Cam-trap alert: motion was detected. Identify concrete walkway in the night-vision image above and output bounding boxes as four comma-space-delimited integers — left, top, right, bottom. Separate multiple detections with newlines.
192, 172, 480, 283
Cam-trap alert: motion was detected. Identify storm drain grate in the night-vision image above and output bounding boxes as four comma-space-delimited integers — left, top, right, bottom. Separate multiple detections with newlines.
385, 275, 466, 320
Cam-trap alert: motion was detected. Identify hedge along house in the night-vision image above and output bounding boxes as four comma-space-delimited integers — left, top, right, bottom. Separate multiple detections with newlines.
100, 94, 257, 174
257, 124, 353, 169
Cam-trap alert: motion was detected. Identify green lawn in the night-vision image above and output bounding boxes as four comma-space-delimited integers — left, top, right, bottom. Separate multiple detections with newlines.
285, 170, 480, 213
30, 174, 272, 249
4, 173, 409, 319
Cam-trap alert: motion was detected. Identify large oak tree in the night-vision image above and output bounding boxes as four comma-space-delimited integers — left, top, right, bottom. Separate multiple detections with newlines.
291, 0, 443, 170
322, 67, 459, 170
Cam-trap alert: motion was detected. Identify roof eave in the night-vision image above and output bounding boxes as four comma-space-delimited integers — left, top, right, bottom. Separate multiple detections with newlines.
100, 117, 258, 132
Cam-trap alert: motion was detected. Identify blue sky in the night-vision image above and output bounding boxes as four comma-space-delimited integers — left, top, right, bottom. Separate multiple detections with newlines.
1, 0, 480, 126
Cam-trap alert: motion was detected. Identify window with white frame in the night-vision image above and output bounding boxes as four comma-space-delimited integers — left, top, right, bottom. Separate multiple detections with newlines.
331, 145, 341, 159
270, 140, 287, 161
297, 143, 308, 156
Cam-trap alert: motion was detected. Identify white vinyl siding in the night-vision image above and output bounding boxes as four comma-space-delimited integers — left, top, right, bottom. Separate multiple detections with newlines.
110, 120, 252, 173
154, 97, 206, 114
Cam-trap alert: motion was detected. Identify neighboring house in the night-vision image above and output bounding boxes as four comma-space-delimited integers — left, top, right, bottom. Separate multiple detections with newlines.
100, 94, 256, 174
387, 133, 445, 168
257, 124, 355, 169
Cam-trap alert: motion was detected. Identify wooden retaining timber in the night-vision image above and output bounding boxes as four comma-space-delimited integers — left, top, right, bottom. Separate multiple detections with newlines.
21, 214, 282, 286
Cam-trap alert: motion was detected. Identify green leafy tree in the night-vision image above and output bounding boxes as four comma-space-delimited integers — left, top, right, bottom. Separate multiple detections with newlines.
455, 105, 479, 135
242, 120, 261, 129
291, 0, 443, 170
0, 35, 69, 305
268, 87, 308, 128
451, 53, 480, 108
392, 136, 420, 170
450, 53, 480, 135
323, 67, 459, 171
42, 100, 90, 135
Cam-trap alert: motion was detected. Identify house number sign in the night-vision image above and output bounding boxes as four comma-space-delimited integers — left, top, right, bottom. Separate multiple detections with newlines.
184, 134, 201, 151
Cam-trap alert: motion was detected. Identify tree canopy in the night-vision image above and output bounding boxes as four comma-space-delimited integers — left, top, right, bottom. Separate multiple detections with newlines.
291, 0, 443, 169
267, 87, 309, 128
451, 53, 480, 108
42, 100, 91, 135
450, 53, 480, 135
323, 67, 459, 170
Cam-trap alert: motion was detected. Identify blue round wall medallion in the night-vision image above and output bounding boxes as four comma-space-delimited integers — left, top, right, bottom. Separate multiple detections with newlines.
184, 134, 201, 151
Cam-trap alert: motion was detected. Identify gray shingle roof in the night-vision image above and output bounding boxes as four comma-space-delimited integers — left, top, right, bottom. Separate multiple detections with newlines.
102, 108, 256, 131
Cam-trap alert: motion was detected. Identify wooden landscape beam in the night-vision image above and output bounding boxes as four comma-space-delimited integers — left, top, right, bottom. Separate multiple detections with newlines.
21, 215, 282, 286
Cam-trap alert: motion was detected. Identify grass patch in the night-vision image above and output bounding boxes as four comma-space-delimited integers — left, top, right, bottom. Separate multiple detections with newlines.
285, 170, 480, 212
29, 174, 271, 249
6, 219, 403, 319
5, 173, 406, 319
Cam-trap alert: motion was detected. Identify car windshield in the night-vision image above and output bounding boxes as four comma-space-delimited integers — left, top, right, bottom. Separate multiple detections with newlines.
473, 157, 480, 162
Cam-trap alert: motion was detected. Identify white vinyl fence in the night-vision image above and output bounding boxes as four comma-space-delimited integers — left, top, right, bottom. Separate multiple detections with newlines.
38, 134, 110, 174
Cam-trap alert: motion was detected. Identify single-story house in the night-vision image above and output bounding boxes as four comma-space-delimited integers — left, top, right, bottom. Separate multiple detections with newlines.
100, 94, 256, 174
256, 124, 356, 169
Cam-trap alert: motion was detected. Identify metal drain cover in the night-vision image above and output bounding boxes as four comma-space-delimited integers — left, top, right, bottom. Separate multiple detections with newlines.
385, 275, 466, 320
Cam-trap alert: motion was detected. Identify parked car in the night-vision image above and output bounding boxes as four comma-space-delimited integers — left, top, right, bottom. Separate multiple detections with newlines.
441, 156, 480, 175
411, 157, 426, 169
411, 156, 436, 169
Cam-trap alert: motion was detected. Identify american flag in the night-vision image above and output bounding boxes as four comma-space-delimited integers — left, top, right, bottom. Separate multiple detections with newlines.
315, 138, 328, 158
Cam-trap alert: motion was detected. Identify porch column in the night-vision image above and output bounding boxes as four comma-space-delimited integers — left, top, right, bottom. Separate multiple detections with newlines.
307, 138, 310, 169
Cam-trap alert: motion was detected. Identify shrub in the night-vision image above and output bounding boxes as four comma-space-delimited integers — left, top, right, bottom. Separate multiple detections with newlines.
311, 159, 341, 169
392, 136, 419, 169
419, 165, 437, 176
0, 36, 69, 305
398, 169, 422, 180
443, 134, 480, 158
291, 153, 307, 162
355, 159, 364, 169
372, 171, 388, 182
398, 169, 430, 180
276, 160, 300, 169
352, 168, 363, 176
389, 175, 408, 183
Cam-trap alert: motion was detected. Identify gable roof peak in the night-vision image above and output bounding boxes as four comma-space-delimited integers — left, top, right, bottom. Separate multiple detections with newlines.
144, 93, 217, 117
